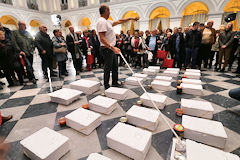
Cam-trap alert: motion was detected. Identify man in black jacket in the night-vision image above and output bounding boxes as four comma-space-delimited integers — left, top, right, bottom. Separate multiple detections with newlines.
89, 29, 102, 68
145, 29, 161, 66
66, 26, 83, 75
184, 22, 202, 69
35, 25, 56, 78
0, 22, 12, 40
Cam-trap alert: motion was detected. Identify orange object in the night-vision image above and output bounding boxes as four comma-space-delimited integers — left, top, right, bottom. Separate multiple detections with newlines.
82, 104, 89, 109
173, 124, 185, 137
176, 108, 184, 116
182, 75, 187, 78
177, 80, 182, 85
58, 117, 66, 127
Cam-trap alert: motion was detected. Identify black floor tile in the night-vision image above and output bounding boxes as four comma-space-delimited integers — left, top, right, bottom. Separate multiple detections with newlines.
53, 110, 74, 131
213, 110, 240, 134
152, 130, 174, 160
38, 86, 62, 94
21, 83, 44, 90
131, 87, 144, 96
217, 73, 236, 79
0, 121, 17, 138
201, 94, 240, 108
162, 90, 195, 102
118, 97, 139, 112
0, 96, 34, 109
7, 141, 30, 160
92, 70, 104, 74
171, 82, 178, 88
81, 74, 95, 78
161, 103, 182, 124
201, 77, 217, 83
231, 147, 240, 157
224, 79, 240, 85
51, 77, 64, 82
21, 102, 58, 119
0, 92, 15, 100
96, 117, 121, 150
63, 79, 78, 85
203, 84, 227, 93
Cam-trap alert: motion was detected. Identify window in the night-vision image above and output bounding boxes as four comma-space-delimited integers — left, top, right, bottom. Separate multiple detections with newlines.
99, 0, 110, 4
78, 0, 87, 7
0, 0, 12, 5
61, 0, 68, 10
27, 0, 38, 10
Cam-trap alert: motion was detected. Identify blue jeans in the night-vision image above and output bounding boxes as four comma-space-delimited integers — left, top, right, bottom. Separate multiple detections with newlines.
185, 48, 199, 69
229, 88, 240, 101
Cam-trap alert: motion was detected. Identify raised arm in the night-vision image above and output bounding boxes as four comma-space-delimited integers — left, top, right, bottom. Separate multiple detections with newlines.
112, 17, 139, 27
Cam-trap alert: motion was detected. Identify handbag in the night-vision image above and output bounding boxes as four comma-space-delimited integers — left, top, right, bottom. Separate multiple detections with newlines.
156, 44, 167, 59
163, 53, 174, 68
146, 50, 153, 61
53, 47, 66, 54
87, 53, 94, 65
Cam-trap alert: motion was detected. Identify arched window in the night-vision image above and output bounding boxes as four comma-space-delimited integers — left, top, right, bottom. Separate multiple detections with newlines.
79, 0, 87, 7
122, 11, 139, 34
27, 0, 39, 10
100, 0, 110, 4
149, 7, 170, 31
61, 0, 68, 10
0, 0, 12, 5
0, 15, 18, 30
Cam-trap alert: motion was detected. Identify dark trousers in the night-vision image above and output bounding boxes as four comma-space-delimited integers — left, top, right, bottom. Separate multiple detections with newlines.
71, 52, 82, 72
143, 53, 149, 68
101, 47, 118, 88
150, 50, 157, 66
237, 55, 240, 73
126, 50, 132, 63
58, 61, 66, 76
185, 48, 199, 69
12, 61, 24, 83
25, 56, 35, 80
40, 54, 53, 75
198, 44, 212, 68
0, 65, 13, 85
229, 88, 240, 101
218, 47, 232, 69
174, 52, 182, 69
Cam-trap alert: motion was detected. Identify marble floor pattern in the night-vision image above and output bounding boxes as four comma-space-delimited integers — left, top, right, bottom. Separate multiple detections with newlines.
0, 54, 240, 160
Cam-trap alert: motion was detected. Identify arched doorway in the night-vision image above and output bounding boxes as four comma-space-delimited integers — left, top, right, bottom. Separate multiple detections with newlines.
181, 2, 209, 28
122, 11, 139, 34
0, 15, 18, 30
61, 20, 72, 38
29, 20, 41, 36
222, 0, 240, 31
149, 7, 170, 31
79, 17, 91, 31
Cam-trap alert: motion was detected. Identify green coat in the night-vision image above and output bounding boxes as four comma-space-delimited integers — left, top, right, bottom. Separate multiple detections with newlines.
11, 30, 35, 57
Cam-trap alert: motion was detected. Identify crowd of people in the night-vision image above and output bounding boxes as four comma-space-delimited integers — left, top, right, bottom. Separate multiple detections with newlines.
0, 19, 239, 90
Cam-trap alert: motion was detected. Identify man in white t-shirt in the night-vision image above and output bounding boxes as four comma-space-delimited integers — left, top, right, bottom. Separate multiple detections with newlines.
96, 5, 139, 89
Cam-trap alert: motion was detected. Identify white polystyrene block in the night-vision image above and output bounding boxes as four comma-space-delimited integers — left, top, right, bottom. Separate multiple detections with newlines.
186, 69, 201, 73
89, 95, 117, 115
20, 127, 69, 160
65, 108, 101, 135
182, 78, 202, 85
184, 72, 201, 79
148, 66, 160, 72
181, 99, 214, 119
48, 88, 82, 105
126, 105, 160, 131
105, 87, 129, 100
87, 153, 112, 160
186, 139, 239, 160
132, 73, 148, 81
151, 80, 171, 91
162, 70, 178, 77
166, 68, 180, 72
182, 115, 227, 148
106, 122, 152, 160
180, 83, 203, 96
140, 93, 167, 109
70, 79, 100, 94
125, 77, 144, 86
143, 68, 157, 75
155, 76, 172, 82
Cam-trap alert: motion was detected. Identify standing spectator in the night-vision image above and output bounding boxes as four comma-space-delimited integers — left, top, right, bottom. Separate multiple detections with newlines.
228, 31, 239, 71
183, 27, 189, 38
145, 29, 161, 65
11, 21, 36, 84
89, 29, 102, 68
139, 31, 148, 68
0, 22, 11, 40
145, 30, 150, 38
66, 26, 83, 75
199, 23, 205, 33
131, 31, 144, 68
198, 20, 216, 69
124, 30, 132, 63
169, 27, 184, 68
184, 22, 202, 69
82, 30, 94, 71
35, 25, 56, 79
218, 22, 234, 72
120, 30, 126, 39
210, 30, 220, 70
52, 29, 68, 78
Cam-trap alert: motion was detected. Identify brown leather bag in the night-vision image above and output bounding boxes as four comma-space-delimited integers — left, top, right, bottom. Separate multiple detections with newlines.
53, 47, 66, 54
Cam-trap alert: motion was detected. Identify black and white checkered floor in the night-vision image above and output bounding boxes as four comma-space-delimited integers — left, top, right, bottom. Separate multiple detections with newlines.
0, 55, 240, 160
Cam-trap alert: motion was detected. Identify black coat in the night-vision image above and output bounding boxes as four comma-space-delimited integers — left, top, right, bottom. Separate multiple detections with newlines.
0, 39, 18, 65
82, 37, 93, 56
145, 35, 161, 51
89, 35, 100, 54
35, 31, 53, 56
169, 33, 184, 57
219, 30, 234, 48
185, 30, 202, 49
2, 27, 12, 40
66, 33, 80, 54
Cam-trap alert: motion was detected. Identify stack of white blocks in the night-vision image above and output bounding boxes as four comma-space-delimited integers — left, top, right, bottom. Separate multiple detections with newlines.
20, 127, 70, 160
48, 88, 82, 105
105, 87, 129, 100
140, 93, 167, 109
162, 70, 179, 77
181, 78, 202, 85
180, 83, 203, 96
148, 66, 160, 73
151, 80, 171, 91
181, 99, 214, 119
89, 95, 117, 115
155, 76, 172, 82
106, 122, 152, 160
65, 108, 101, 135
126, 105, 160, 131
87, 153, 112, 160
143, 68, 157, 75
184, 72, 201, 79
125, 77, 144, 86
166, 68, 180, 72
182, 115, 227, 148
132, 73, 148, 81
70, 79, 100, 94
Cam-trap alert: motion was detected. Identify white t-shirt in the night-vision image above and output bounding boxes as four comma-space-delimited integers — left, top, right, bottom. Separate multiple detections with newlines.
96, 17, 116, 47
